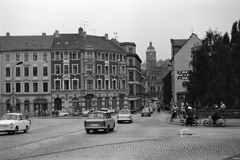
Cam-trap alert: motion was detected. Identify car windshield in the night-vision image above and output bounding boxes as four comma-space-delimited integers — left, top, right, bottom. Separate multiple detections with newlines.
87, 113, 105, 119
1, 115, 17, 120
119, 110, 130, 114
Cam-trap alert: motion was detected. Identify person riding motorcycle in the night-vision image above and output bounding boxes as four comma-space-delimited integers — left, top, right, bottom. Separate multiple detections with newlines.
185, 106, 194, 126
211, 105, 221, 125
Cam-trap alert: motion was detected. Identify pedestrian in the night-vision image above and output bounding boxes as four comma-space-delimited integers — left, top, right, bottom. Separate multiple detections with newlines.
185, 106, 193, 126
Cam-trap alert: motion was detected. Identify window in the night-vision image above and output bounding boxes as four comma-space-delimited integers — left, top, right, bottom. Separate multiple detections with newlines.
33, 83, 38, 92
6, 53, 10, 61
64, 65, 69, 74
113, 80, 116, 89
24, 53, 29, 61
105, 66, 109, 74
122, 80, 126, 89
98, 52, 101, 60
72, 64, 77, 74
129, 71, 134, 81
56, 65, 60, 74
56, 51, 60, 60
56, 81, 60, 90
33, 67, 38, 76
43, 53, 47, 61
113, 54, 115, 61
129, 86, 134, 95
106, 53, 108, 61
87, 80, 93, 89
43, 82, 48, 92
64, 80, 69, 90
129, 47, 133, 53
16, 83, 21, 93
129, 59, 133, 66
87, 52, 93, 59
87, 65, 93, 73
112, 66, 116, 75
102, 53, 105, 60
43, 67, 48, 76
6, 67, 10, 77
105, 80, 109, 89
97, 65, 101, 74
73, 80, 78, 89
121, 66, 125, 74
72, 51, 77, 59
98, 80, 101, 89
24, 83, 29, 92
64, 51, 68, 59
6, 83, 11, 93
78, 51, 81, 59
16, 67, 20, 77
16, 53, 20, 61
33, 53, 37, 61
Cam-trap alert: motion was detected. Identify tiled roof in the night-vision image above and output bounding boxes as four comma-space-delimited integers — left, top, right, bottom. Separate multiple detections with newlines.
171, 39, 188, 55
52, 34, 126, 52
0, 36, 53, 50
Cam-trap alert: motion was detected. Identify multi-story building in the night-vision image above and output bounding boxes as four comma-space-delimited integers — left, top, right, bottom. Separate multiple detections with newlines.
170, 33, 202, 107
0, 33, 53, 115
146, 42, 156, 70
51, 27, 128, 112
120, 42, 143, 112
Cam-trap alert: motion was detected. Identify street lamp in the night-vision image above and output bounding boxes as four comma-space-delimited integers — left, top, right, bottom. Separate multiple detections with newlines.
12, 61, 23, 113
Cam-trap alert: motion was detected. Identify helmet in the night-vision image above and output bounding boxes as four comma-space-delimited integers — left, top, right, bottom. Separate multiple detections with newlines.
188, 106, 192, 110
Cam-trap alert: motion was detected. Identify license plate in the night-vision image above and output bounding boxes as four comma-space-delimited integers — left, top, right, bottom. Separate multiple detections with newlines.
91, 124, 99, 126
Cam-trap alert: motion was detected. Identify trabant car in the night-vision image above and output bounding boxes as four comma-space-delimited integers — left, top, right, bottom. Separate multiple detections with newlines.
141, 108, 151, 117
117, 109, 133, 123
0, 113, 31, 134
84, 111, 115, 133
58, 110, 69, 117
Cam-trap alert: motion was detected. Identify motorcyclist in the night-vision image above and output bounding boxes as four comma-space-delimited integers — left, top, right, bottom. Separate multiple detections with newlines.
211, 105, 221, 125
185, 106, 193, 126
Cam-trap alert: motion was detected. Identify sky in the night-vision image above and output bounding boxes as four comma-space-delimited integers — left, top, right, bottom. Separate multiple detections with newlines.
0, 0, 240, 62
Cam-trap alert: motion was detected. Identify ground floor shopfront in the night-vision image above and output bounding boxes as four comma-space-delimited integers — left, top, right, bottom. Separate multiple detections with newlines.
0, 94, 52, 116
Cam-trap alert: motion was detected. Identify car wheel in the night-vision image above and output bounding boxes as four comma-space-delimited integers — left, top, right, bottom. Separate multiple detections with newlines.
86, 129, 91, 134
141, 114, 143, 117
180, 120, 185, 126
192, 120, 198, 126
219, 123, 225, 127
13, 127, 18, 134
105, 125, 110, 133
149, 114, 151, 117
24, 126, 29, 133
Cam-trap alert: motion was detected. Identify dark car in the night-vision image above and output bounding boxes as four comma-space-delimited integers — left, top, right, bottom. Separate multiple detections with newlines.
72, 110, 82, 116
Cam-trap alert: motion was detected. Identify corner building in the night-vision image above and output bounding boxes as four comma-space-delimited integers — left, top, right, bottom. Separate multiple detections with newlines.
51, 27, 128, 112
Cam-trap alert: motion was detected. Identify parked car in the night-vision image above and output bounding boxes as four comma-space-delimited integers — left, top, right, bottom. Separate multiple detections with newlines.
84, 111, 115, 133
72, 110, 82, 116
141, 108, 151, 117
82, 110, 91, 117
117, 109, 133, 123
58, 110, 69, 117
0, 113, 31, 134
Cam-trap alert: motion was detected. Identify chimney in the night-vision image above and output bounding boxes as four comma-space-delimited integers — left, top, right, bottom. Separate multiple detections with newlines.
55, 30, 59, 37
78, 27, 83, 36
104, 33, 108, 40
6, 32, 10, 36
42, 33, 46, 36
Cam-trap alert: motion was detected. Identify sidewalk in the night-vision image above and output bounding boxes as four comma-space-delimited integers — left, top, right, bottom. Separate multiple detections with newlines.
167, 114, 240, 126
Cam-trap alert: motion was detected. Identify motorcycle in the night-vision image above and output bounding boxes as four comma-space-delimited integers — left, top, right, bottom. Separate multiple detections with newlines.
180, 115, 198, 126
203, 116, 226, 127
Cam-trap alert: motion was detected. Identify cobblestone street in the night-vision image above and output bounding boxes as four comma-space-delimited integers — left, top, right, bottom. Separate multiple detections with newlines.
0, 111, 240, 160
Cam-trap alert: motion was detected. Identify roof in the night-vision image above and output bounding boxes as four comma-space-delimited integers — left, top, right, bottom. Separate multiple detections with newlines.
170, 39, 188, 55
52, 34, 127, 53
120, 42, 136, 47
127, 52, 142, 63
0, 35, 53, 51
147, 42, 155, 50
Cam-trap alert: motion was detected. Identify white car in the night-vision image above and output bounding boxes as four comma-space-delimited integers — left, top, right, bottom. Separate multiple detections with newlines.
58, 110, 69, 117
117, 109, 133, 123
0, 113, 31, 134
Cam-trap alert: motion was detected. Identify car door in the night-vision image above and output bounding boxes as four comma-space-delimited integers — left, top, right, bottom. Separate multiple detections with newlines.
18, 115, 24, 130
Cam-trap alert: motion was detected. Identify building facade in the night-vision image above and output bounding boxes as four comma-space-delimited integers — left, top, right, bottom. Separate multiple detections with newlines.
120, 42, 143, 112
50, 28, 129, 112
0, 33, 53, 115
170, 33, 202, 107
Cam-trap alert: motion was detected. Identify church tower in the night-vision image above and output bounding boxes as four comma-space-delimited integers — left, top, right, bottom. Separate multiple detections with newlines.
146, 42, 156, 70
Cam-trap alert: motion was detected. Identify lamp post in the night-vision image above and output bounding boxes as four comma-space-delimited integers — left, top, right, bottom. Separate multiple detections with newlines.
12, 61, 23, 113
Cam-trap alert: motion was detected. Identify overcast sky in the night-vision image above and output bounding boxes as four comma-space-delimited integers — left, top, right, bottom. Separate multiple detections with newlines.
1, 0, 239, 61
